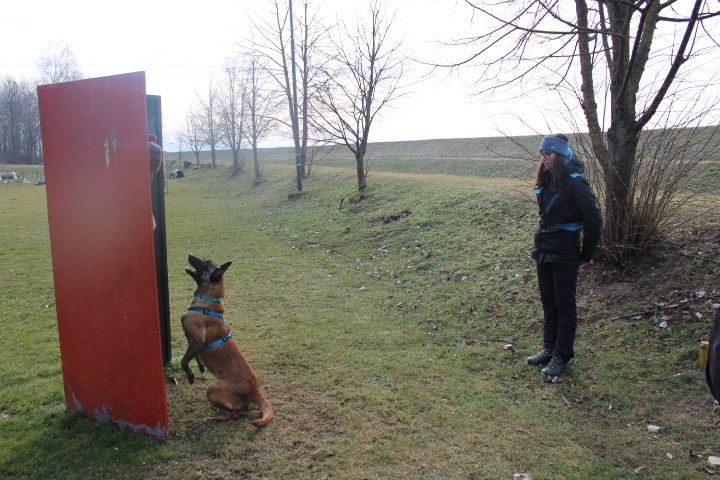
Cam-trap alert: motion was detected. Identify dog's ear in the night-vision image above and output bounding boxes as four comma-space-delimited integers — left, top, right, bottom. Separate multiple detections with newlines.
210, 262, 232, 282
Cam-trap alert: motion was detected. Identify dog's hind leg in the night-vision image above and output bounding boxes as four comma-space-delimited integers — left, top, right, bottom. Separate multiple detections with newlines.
205, 380, 244, 422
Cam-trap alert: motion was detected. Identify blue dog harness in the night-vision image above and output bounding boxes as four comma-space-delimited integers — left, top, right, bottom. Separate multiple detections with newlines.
187, 307, 224, 318
187, 294, 233, 351
202, 331, 234, 351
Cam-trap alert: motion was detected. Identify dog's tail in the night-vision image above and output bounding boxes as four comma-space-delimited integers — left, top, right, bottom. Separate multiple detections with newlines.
249, 393, 273, 427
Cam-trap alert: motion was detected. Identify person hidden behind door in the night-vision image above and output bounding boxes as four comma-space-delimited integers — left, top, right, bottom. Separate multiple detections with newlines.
149, 134, 162, 176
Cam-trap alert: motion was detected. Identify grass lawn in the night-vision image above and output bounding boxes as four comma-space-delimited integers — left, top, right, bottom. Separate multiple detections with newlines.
1, 162, 719, 479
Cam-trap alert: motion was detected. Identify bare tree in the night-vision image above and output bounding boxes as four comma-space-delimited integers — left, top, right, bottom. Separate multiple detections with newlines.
216, 61, 247, 176
22, 86, 40, 164
36, 41, 84, 85
450, 0, 720, 262
293, 0, 328, 180
197, 80, 220, 169
180, 107, 207, 166
244, 56, 278, 182
248, 0, 329, 181
313, 0, 406, 191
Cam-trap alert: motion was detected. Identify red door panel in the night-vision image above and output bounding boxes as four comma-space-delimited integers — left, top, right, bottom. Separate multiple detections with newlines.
38, 72, 168, 438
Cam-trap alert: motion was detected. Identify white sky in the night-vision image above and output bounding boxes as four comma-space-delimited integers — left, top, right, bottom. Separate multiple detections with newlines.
4, 0, 716, 149
2, 0, 558, 148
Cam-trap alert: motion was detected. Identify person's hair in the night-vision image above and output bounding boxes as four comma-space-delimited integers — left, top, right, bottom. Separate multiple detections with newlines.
534, 133, 569, 190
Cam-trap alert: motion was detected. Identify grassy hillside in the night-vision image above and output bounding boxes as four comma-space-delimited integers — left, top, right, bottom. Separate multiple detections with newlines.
1, 162, 719, 478
166, 135, 541, 162
165, 127, 720, 190
165, 136, 543, 180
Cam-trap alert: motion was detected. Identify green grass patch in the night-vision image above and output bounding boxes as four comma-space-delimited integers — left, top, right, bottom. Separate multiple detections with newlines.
1, 162, 719, 479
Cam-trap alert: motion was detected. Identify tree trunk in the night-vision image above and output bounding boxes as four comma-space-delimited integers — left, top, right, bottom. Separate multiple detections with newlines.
232, 148, 240, 176
253, 144, 261, 180
301, 140, 308, 179
603, 121, 641, 254
355, 152, 367, 191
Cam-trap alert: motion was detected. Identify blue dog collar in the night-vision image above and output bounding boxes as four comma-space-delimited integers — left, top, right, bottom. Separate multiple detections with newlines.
203, 331, 234, 350
187, 307, 224, 318
194, 293, 224, 302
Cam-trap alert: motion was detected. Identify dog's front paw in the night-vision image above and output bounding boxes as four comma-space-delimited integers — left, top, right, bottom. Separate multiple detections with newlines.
187, 374, 196, 385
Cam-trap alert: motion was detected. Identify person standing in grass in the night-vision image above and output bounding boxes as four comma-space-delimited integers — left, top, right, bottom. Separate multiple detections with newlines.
526, 134, 602, 378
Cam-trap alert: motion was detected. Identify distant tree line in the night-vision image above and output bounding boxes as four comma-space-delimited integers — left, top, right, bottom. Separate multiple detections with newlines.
0, 41, 83, 165
0, 77, 41, 164
177, 0, 407, 191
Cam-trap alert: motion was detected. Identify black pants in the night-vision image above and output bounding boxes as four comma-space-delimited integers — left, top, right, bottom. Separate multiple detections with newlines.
536, 262, 579, 360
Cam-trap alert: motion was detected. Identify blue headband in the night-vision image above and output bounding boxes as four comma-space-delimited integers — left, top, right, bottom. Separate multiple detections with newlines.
539, 136, 571, 158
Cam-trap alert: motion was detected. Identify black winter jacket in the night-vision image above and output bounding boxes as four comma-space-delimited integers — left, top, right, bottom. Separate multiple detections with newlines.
531, 156, 602, 264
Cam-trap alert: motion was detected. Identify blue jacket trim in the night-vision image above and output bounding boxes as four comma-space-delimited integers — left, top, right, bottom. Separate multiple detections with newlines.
536, 173, 584, 215
544, 194, 559, 214
187, 307, 224, 318
557, 223, 582, 231
203, 331, 234, 350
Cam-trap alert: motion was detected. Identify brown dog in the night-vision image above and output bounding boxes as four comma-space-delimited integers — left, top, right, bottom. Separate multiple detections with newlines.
180, 254, 273, 426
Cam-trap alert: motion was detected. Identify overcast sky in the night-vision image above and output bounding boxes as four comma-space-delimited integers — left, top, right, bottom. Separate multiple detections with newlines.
2, 0, 560, 148
6, 0, 714, 150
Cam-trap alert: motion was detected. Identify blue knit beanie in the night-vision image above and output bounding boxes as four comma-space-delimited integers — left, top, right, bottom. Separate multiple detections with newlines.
539, 136, 571, 158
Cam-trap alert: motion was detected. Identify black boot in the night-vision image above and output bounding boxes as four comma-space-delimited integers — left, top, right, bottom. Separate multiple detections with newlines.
541, 353, 569, 378
527, 348, 553, 366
